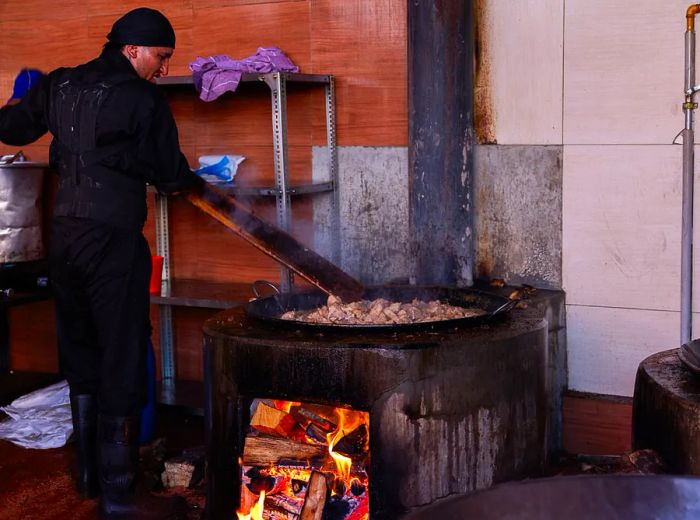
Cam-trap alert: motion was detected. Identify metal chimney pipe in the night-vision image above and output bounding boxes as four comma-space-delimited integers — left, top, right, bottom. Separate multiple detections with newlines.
681, 4, 700, 344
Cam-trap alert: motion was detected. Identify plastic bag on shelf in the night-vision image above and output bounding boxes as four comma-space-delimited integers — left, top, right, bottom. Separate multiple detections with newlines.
0, 380, 72, 449
192, 154, 245, 184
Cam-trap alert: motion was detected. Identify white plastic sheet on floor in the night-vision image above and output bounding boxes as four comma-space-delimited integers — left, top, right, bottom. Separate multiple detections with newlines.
0, 380, 72, 449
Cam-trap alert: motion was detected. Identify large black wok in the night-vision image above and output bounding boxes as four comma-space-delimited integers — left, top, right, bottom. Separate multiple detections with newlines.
245, 284, 518, 333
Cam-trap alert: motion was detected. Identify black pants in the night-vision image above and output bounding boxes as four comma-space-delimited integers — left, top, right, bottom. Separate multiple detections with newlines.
50, 216, 151, 417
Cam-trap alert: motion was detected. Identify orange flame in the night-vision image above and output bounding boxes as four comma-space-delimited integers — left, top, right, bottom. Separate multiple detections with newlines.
236, 490, 265, 520
274, 400, 300, 413
327, 407, 365, 484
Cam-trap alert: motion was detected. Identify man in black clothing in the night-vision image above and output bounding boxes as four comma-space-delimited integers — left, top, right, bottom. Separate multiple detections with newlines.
0, 8, 197, 519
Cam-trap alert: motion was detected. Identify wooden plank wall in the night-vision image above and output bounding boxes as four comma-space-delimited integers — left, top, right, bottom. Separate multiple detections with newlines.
562, 392, 633, 456
2, 0, 407, 380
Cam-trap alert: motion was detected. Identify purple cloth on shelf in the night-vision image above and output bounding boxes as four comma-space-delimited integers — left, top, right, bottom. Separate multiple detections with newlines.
189, 47, 300, 102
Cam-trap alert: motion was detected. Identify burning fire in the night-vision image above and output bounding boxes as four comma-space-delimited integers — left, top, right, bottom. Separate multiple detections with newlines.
237, 490, 265, 520
327, 407, 364, 483
236, 399, 369, 519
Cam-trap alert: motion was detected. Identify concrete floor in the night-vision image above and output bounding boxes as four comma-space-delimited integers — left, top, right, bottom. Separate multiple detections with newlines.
0, 401, 206, 520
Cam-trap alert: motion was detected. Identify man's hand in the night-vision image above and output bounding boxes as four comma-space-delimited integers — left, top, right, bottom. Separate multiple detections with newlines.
7, 69, 45, 105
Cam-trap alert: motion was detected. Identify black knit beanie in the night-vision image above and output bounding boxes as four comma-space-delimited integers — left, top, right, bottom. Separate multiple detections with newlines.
107, 7, 176, 48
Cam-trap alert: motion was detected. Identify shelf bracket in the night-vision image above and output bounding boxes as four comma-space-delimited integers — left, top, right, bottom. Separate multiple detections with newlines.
154, 192, 176, 395
266, 72, 294, 292
325, 76, 340, 266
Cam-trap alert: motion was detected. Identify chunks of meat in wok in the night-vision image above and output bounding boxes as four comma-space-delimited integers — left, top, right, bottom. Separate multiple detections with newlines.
280, 294, 486, 325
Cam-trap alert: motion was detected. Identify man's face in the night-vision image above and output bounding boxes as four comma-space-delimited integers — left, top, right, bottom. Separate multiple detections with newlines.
124, 45, 173, 81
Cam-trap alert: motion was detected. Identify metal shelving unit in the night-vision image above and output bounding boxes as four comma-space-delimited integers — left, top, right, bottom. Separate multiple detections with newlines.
152, 72, 339, 406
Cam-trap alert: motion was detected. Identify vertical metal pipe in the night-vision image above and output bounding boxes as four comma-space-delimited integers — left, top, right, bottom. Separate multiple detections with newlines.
682, 25, 697, 345
685, 30, 696, 126
682, 127, 695, 345
408, 0, 475, 287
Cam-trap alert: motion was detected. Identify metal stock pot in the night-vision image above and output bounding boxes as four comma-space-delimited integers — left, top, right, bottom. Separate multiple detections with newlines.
0, 161, 47, 263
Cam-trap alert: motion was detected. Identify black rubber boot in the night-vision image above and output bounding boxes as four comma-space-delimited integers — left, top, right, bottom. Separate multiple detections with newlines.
70, 394, 99, 498
97, 415, 187, 519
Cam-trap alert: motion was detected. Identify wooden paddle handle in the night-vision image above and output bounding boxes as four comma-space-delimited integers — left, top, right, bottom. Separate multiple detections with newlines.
184, 180, 364, 301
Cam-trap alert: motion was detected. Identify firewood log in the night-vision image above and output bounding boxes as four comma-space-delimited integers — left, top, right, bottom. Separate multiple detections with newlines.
300, 471, 328, 520
292, 478, 309, 495
290, 405, 337, 433
333, 424, 368, 457
161, 448, 205, 488
305, 423, 329, 444
243, 435, 327, 466
250, 402, 305, 440
266, 492, 304, 516
350, 478, 366, 497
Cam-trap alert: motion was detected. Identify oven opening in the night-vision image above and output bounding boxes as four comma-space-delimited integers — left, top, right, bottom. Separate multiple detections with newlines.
236, 399, 370, 520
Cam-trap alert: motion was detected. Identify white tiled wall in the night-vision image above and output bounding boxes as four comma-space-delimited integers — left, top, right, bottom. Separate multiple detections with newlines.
563, 0, 684, 145
481, 0, 564, 145
562, 145, 687, 312
566, 306, 679, 396
486, 0, 695, 396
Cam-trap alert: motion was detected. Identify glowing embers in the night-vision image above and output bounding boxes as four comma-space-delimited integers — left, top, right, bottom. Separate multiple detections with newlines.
236, 400, 369, 520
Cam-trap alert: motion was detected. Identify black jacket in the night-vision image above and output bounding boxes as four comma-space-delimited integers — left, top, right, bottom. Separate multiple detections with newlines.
0, 47, 197, 229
